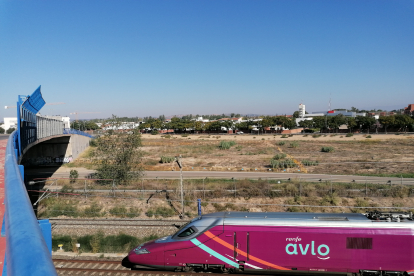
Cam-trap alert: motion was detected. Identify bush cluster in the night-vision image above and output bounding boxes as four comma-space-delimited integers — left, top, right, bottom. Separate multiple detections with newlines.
218, 140, 236, 150
52, 232, 159, 253
160, 156, 175, 163
321, 146, 335, 152
146, 206, 176, 218
273, 153, 287, 160
290, 141, 299, 148
109, 206, 141, 218
270, 158, 295, 169
302, 160, 319, 166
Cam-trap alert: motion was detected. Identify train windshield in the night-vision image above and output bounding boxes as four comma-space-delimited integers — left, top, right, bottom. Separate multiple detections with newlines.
172, 218, 201, 239
177, 227, 196, 237
174, 221, 191, 233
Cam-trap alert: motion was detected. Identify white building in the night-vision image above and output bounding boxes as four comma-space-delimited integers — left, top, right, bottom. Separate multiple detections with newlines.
3, 117, 18, 131
298, 104, 306, 118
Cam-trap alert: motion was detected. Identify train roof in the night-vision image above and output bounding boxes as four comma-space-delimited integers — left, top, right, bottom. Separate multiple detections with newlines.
198, 211, 414, 228
203, 211, 369, 221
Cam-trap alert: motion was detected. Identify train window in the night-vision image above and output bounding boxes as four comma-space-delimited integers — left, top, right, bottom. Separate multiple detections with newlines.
346, 237, 372, 249
174, 226, 198, 238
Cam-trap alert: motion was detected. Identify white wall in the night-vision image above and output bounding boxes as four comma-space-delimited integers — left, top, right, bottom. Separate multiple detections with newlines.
3, 117, 18, 131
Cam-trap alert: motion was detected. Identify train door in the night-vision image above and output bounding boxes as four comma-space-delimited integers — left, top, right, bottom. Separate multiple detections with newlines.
233, 231, 249, 263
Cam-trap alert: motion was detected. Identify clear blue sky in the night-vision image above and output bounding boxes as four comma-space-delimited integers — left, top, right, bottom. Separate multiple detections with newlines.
1, 0, 413, 120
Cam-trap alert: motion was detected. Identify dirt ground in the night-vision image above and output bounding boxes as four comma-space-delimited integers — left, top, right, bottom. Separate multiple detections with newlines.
47, 133, 414, 224
134, 133, 414, 176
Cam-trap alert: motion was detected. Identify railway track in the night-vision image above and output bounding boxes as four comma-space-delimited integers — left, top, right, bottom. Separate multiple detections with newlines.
53, 259, 230, 276
50, 218, 189, 228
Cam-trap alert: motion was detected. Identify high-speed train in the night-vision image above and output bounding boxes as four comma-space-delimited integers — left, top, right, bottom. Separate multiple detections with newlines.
127, 211, 414, 275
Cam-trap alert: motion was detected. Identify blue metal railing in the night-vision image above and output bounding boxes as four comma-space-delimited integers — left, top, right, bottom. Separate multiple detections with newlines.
63, 128, 94, 138
3, 87, 94, 275
4, 131, 57, 275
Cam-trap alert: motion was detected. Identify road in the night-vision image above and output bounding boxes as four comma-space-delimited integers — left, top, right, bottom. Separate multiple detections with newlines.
0, 135, 9, 141
41, 167, 414, 185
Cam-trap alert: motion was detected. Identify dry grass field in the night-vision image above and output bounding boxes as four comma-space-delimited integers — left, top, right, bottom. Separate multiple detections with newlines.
140, 133, 414, 177
45, 133, 414, 224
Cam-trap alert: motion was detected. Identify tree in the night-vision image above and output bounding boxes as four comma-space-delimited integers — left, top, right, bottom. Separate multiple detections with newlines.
221, 120, 233, 132
158, 115, 166, 122
93, 115, 144, 185
85, 121, 100, 130
356, 116, 375, 133
194, 121, 203, 132
298, 119, 313, 129
6, 127, 16, 134
378, 116, 395, 134
207, 121, 223, 132
312, 117, 326, 131
394, 115, 413, 133
292, 111, 300, 118
328, 114, 346, 133
346, 117, 357, 133
0, 127, 4, 134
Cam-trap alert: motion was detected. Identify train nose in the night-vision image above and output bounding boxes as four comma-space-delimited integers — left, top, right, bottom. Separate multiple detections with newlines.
128, 242, 165, 269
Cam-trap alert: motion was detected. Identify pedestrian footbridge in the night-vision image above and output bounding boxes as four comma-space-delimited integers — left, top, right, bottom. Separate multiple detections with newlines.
1, 86, 93, 275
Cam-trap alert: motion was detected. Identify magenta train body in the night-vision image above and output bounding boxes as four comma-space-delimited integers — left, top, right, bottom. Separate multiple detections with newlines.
127, 212, 414, 275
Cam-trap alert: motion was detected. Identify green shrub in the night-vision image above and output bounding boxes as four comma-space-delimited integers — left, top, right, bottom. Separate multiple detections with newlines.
53, 232, 147, 253
346, 133, 353, 137
218, 140, 236, 150
321, 146, 335, 152
271, 158, 295, 169
127, 207, 141, 218
69, 169, 78, 184
212, 203, 236, 211
48, 202, 79, 217
82, 202, 104, 217
278, 141, 286, 146
89, 139, 98, 147
290, 141, 299, 148
160, 156, 175, 163
281, 134, 288, 138
109, 206, 128, 218
151, 130, 158, 135
302, 160, 319, 166
273, 153, 287, 160
181, 134, 189, 137
366, 135, 372, 138
146, 207, 176, 218
163, 134, 171, 139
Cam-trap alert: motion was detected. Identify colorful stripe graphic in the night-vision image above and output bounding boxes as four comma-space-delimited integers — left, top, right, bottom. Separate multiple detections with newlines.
190, 238, 239, 268
192, 230, 289, 271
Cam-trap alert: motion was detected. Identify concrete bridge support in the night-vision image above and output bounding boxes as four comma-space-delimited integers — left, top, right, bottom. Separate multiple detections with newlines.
20, 134, 91, 167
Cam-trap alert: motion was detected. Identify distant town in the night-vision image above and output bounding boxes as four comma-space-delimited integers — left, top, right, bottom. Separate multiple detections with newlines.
1, 103, 413, 135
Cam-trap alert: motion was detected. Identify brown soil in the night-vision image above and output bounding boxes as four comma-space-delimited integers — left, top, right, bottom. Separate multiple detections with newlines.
135, 134, 414, 176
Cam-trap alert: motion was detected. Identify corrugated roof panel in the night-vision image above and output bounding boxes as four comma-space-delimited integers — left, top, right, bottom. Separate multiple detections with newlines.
22, 86, 45, 114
